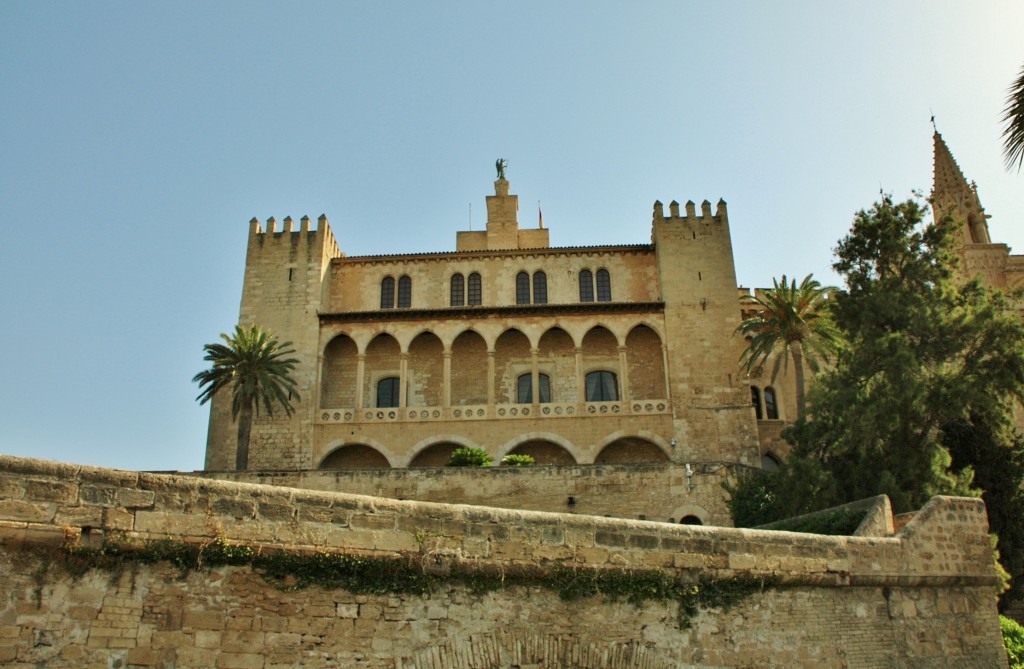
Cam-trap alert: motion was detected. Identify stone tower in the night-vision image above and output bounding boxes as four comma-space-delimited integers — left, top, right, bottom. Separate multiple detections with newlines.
203, 215, 341, 470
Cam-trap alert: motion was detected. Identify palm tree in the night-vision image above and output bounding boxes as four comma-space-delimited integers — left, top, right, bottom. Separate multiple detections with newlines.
193, 325, 300, 470
735, 274, 840, 417
1004, 62, 1024, 172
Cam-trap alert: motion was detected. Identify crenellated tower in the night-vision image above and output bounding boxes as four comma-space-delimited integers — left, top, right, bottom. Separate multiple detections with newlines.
651, 198, 760, 466
204, 214, 342, 470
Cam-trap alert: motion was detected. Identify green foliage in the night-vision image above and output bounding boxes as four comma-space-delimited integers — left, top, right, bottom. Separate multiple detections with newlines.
1003, 615, 1024, 668
46, 535, 775, 630
735, 274, 840, 415
193, 325, 300, 470
783, 197, 1024, 514
945, 415, 1024, 608
499, 454, 535, 467
725, 458, 837, 528
446, 447, 493, 467
762, 508, 867, 536
1003, 62, 1024, 172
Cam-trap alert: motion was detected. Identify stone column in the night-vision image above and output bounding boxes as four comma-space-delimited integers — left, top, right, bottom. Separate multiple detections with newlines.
575, 347, 584, 403
355, 354, 366, 409
443, 350, 452, 408
399, 352, 409, 408
618, 345, 630, 405
487, 350, 496, 407
531, 347, 540, 405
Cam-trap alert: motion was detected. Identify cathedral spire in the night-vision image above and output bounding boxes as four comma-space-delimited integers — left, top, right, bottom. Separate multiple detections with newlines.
931, 131, 991, 245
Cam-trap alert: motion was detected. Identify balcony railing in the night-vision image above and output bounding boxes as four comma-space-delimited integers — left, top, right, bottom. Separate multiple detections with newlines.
317, 400, 671, 425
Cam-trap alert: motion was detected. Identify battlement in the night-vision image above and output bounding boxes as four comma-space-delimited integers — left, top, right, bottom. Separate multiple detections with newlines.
652, 198, 728, 225
247, 213, 341, 258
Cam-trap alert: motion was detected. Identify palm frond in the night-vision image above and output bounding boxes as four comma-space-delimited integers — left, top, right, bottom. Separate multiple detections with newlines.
1003, 63, 1024, 172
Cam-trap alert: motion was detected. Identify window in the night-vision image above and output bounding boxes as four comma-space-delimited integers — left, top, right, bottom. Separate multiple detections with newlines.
532, 271, 547, 304
579, 270, 594, 302
376, 377, 400, 407
450, 274, 464, 306
380, 276, 395, 309
397, 275, 411, 308
467, 272, 482, 305
751, 387, 763, 420
516, 272, 530, 305
517, 373, 551, 403
585, 370, 618, 401
596, 269, 611, 302
764, 387, 779, 419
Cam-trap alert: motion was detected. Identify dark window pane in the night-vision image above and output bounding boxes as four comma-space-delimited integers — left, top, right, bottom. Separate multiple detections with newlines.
764, 387, 779, 419
579, 270, 594, 302
397, 276, 412, 308
516, 272, 530, 305
538, 373, 551, 403
585, 371, 618, 401
377, 377, 400, 407
380, 276, 395, 309
533, 271, 547, 304
751, 387, 763, 420
467, 272, 482, 305
450, 274, 464, 306
596, 269, 611, 302
517, 374, 532, 403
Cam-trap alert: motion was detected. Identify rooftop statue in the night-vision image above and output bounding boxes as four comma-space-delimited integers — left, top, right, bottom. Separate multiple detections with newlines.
495, 158, 507, 180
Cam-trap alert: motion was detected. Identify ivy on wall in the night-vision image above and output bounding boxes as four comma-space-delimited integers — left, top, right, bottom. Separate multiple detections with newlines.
37, 535, 777, 629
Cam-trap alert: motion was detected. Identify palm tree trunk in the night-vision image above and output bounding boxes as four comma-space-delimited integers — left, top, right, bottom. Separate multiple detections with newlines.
791, 344, 807, 417
235, 403, 253, 470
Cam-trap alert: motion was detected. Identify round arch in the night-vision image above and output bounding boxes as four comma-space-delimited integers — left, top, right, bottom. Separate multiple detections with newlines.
595, 437, 670, 465
319, 444, 392, 470
592, 430, 673, 464
403, 434, 481, 468
506, 440, 576, 465
497, 432, 584, 464
669, 503, 710, 526
317, 437, 398, 469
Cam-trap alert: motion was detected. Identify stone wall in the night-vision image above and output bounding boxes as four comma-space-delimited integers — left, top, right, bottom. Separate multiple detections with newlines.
200, 462, 736, 527
0, 455, 1008, 668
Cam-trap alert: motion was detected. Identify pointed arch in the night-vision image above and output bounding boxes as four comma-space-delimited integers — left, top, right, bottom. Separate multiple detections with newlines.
321, 334, 358, 408
625, 324, 665, 400
408, 331, 443, 407
451, 329, 488, 406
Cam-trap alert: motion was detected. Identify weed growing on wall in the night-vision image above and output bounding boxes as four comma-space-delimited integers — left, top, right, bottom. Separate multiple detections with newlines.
41, 535, 777, 629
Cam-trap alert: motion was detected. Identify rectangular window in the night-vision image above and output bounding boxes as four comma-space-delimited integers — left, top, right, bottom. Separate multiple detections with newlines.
397, 276, 412, 308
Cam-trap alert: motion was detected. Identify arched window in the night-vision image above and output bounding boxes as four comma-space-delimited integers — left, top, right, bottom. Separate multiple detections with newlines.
579, 269, 594, 302
517, 373, 551, 403
679, 515, 703, 526
380, 276, 395, 309
532, 271, 547, 304
376, 377, 400, 408
516, 272, 530, 305
764, 387, 779, 419
596, 269, 611, 302
450, 274, 465, 306
397, 275, 412, 308
751, 387, 763, 420
467, 272, 482, 305
761, 453, 782, 471
585, 370, 618, 401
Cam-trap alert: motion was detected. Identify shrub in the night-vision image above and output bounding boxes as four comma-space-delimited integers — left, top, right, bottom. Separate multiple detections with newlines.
500, 454, 535, 467
446, 447, 493, 467
1003, 615, 1024, 668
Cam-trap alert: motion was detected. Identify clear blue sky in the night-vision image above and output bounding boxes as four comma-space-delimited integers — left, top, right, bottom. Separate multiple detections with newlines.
2, 2, 1022, 472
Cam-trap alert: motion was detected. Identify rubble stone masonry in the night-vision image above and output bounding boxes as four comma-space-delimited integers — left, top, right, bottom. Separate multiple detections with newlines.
0, 456, 1008, 668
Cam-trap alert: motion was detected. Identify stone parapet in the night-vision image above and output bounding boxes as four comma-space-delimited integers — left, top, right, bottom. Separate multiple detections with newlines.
0, 455, 1008, 668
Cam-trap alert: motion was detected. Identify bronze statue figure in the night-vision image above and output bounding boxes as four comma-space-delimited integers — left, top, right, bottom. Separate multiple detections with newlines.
496, 159, 508, 180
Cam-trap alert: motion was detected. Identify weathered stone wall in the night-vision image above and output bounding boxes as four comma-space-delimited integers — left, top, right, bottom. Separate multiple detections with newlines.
200, 462, 736, 527
0, 456, 1008, 667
